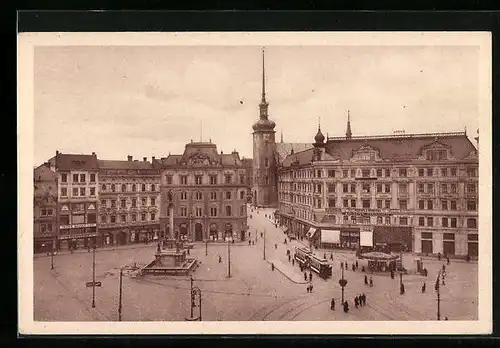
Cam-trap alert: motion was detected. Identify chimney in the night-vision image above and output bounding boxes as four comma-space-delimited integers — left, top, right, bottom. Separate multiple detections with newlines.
221, 151, 223, 154
56, 150, 59, 156
92, 152, 95, 155
127, 155, 133, 161
143, 157, 147, 162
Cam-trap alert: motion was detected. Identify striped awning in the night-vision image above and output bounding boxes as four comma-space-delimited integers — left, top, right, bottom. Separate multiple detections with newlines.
307, 227, 318, 238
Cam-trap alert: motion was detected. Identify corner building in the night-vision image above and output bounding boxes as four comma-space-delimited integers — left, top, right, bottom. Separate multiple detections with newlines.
275, 123, 479, 258
158, 141, 248, 242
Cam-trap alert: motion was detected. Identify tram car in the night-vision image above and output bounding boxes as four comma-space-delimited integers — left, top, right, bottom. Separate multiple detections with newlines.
294, 247, 312, 267
309, 254, 333, 279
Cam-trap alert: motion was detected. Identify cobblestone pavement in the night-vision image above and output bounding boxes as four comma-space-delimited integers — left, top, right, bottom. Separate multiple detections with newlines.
34, 206, 478, 321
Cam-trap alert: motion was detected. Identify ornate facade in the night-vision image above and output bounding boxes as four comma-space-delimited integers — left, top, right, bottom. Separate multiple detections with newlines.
33, 163, 58, 253
98, 156, 161, 245
275, 121, 479, 257
158, 141, 248, 242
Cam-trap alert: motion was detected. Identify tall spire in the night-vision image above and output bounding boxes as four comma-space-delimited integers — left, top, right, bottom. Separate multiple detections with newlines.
280, 129, 283, 143
259, 47, 269, 120
346, 110, 352, 139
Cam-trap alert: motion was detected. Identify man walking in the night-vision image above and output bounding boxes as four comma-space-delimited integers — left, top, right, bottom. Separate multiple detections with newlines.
331, 298, 335, 311
309, 272, 313, 282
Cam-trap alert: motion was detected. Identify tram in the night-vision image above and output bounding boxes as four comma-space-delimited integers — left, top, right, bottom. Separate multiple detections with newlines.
294, 247, 312, 267
309, 254, 333, 279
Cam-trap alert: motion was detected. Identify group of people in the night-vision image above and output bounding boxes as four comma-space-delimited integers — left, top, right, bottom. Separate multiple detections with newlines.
340, 260, 364, 273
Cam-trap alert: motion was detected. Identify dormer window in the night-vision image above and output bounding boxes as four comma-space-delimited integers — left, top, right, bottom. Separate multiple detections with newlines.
426, 150, 447, 161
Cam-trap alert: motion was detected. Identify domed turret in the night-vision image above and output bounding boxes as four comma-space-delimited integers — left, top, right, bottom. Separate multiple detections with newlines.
314, 127, 325, 144
252, 118, 276, 131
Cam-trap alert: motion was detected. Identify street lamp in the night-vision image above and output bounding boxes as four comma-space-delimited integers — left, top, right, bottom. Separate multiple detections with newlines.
400, 271, 405, 294
227, 241, 231, 278
118, 267, 123, 321
263, 229, 266, 260
92, 243, 96, 308
50, 240, 55, 270
186, 276, 202, 321
205, 239, 208, 256
339, 265, 347, 304
435, 270, 441, 320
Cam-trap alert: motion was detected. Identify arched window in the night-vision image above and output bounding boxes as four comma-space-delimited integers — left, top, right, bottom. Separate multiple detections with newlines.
132, 184, 137, 192
151, 184, 155, 191
101, 184, 106, 191
111, 184, 116, 192
141, 184, 146, 192
121, 184, 127, 192
239, 190, 245, 200
225, 205, 232, 216
196, 191, 203, 200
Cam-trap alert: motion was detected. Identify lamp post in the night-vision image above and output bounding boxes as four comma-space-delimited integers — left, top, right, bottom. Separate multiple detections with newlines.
118, 267, 123, 321
51, 240, 55, 270
339, 265, 347, 304
205, 239, 208, 256
187, 276, 202, 321
435, 270, 441, 320
92, 243, 96, 308
227, 241, 231, 278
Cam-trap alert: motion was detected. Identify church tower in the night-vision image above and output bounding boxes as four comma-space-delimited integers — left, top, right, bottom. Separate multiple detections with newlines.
252, 48, 277, 207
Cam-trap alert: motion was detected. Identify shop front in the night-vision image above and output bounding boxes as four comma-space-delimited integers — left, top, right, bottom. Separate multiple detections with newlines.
340, 227, 360, 249
209, 223, 219, 241
224, 223, 233, 242
58, 223, 98, 250
373, 226, 413, 252
34, 237, 56, 254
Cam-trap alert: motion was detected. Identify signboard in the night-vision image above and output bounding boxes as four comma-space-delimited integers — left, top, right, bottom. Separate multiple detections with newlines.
360, 231, 374, 247
338, 279, 348, 287
60, 223, 97, 229
321, 230, 340, 244
59, 233, 99, 240
86, 281, 102, 287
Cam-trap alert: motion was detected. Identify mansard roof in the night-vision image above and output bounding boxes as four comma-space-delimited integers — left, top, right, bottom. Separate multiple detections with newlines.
159, 142, 244, 168
275, 143, 314, 164
55, 153, 99, 171
98, 159, 154, 170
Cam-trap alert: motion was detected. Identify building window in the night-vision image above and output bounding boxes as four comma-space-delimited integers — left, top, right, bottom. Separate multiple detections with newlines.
399, 217, 408, 225
467, 218, 477, 228
426, 168, 433, 177
450, 183, 457, 193
72, 188, 79, 197
376, 200, 382, 209
362, 184, 370, 193
121, 215, 126, 223
141, 213, 146, 221
180, 176, 187, 185
131, 214, 137, 222
351, 215, 356, 223
120, 199, 126, 208
399, 168, 407, 177
61, 187, 68, 197
385, 169, 390, 177
328, 184, 336, 193
328, 170, 336, 178
362, 199, 370, 208
239, 174, 245, 184
442, 217, 449, 227
195, 207, 203, 217
210, 192, 217, 200
100, 215, 106, 223
384, 184, 391, 193
225, 191, 231, 200
80, 174, 86, 182
422, 232, 433, 239
151, 184, 156, 192
111, 200, 116, 208
225, 206, 232, 216
132, 184, 137, 192
73, 174, 79, 183
209, 175, 217, 185
419, 217, 425, 226
110, 184, 115, 193
225, 174, 232, 184
399, 200, 408, 210
384, 200, 391, 209
427, 217, 433, 227
343, 170, 348, 178
444, 233, 455, 240
181, 192, 187, 200
376, 169, 382, 177
101, 199, 106, 207
399, 183, 408, 194
376, 184, 382, 193
418, 168, 424, 177
450, 200, 457, 210
467, 167, 477, 177
427, 183, 434, 194
350, 169, 356, 177
195, 191, 203, 200
350, 184, 356, 193
316, 170, 322, 178
350, 200, 356, 208
140, 184, 145, 192
111, 215, 116, 223
467, 200, 477, 211
61, 174, 67, 183
210, 207, 217, 217
240, 205, 245, 216
328, 199, 336, 208
362, 169, 370, 178
466, 183, 477, 194
450, 218, 457, 228
239, 191, 245, 200
343, 184, 348, 193
441, 200, 448, 210
441, 168, 447, 177
450, 168, 457, 176
418, 183, 424, 193
131, 198, 137, 208
377, 216, 383, 224
101, 184, 106, 191
265, 176, 269, 185
441, 183, 447, 194
142, 197, 147, 206
343, 199, 348, 208
151, 197, 156, 206
195, 176, 202, 185
418, 200, 425, 209
166, 175, 173, 185
427, 200, 433, 210
151, 213, 156, 221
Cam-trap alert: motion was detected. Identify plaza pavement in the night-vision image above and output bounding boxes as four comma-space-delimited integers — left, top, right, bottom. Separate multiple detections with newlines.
33, 206, 478, 321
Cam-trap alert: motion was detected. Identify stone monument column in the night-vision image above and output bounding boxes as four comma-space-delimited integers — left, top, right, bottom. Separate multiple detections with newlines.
169, 205, 174, 239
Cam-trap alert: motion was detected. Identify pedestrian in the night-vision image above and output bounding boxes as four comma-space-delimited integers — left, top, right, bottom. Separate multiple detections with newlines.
331, 298, 335, 310
306, 285, 310, 293
362, 293, 366, 306
292, 258, 295, 266
354, 296, 359, 309
324, 253, 327, 260
345, 263, 348, 270
438, 252, 441, 261
309, 272, 312, 282
364, 274, 368, 285
369, 277, 373, 287
261, 232, 263, 238
271, 263, 275, 271
343, 301, 349, 313
400, 283, 405, 295
310, 283, 314, 293
442, 264, 446, 272
330, 253, 333, 261
355, 260, 359, 269
445, 317, 448, 321
340, 261, 344, 269
304, 272, 307, 281
218, 255, 222, 263
249, 240, 251, 246
187, 248, 190, 255
447, 257, 450, 265
390, 270, 394, 279
352, 264, 355, 272
361, 266, 365, 272
288, 254, 291, 262
275, 243, 277, 250
422, 282, 426, 293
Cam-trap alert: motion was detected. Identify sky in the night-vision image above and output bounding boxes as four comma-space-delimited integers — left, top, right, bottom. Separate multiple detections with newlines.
33, 44, 480, 166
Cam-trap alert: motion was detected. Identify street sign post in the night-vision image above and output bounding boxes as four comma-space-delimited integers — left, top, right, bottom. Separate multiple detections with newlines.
86, 281, 102, 287
338, 279, 347, 287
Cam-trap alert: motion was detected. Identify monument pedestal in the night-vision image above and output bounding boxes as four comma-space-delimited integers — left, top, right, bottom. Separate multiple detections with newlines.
155, 249, 187, 267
